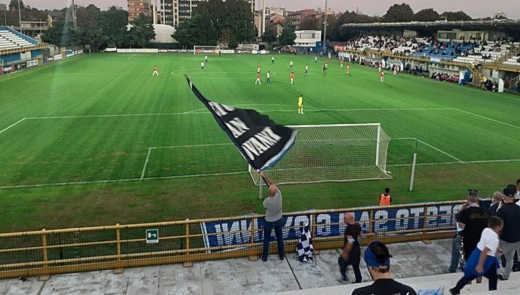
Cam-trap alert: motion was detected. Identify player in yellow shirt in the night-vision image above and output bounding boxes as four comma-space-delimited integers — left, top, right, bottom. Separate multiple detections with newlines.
298, 94, 304, 114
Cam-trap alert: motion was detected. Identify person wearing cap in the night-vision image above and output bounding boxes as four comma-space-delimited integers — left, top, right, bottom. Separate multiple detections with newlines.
338, 213, 363, 283
496, 184, 520, 280
352, 241, 416, 295
259, 171, 285, 262
449, 216, 504, 294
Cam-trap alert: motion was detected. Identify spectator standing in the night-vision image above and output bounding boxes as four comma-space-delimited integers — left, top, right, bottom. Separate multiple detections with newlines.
448, 216, 464, 273
488, 192, 504, 216
259, 172, 285, 262
496, 184, 520, 280
338, 213, 363, 283
352, 241, 416, 295
515, 179, 520, 199
449, 216, 504, 294
457, 189, 489, 264
379, 188, 391, 206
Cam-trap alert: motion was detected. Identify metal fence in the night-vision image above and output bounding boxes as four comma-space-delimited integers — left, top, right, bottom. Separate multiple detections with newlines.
0, 201, 462, 280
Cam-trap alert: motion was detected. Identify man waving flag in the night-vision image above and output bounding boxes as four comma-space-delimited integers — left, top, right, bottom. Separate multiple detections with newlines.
185, 77, 298, 171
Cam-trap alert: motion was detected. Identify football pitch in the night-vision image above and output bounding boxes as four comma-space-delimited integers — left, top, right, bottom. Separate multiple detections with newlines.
0, 53, 519, 233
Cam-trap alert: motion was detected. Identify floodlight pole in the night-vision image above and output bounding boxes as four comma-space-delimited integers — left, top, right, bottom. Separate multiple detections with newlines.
0, 4, 7, 26
17, 0, 21, 29
322, 0, 328, 53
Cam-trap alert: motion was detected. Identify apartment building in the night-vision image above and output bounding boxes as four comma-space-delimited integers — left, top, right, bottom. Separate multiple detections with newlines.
128, 0, 152, 22
158, 0, 256, 27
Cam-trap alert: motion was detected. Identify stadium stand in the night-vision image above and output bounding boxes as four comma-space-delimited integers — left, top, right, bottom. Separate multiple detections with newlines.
341, 35, 518, 66
0, 26, 39, 51
503, 53, 520, 67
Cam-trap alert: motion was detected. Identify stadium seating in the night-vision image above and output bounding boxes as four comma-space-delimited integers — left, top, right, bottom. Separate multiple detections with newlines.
0, 27, 38, 50
341, 35, 517, 66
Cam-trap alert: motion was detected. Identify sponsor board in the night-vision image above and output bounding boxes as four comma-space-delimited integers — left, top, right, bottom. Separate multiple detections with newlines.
54, 54, 62, 61
199, 202, 489, 250
117, 48, 159, 53
26, 60, 39, 68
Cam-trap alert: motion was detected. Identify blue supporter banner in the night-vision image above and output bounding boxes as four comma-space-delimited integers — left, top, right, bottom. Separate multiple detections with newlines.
200, 201, 492, 250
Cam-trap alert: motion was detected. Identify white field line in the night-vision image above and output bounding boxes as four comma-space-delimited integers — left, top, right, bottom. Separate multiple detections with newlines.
141, 148, 152, 180
19, 108, 454, 120
3, 157, 520, 190
24, 113, 195, 120
0, 118, 26, 135
150, 138, 418, 150
388, 158, 520, 167
183, 107, 456, 115
0, 172, 247, 190
417, 139, 463, 163
454, 108, 520, 131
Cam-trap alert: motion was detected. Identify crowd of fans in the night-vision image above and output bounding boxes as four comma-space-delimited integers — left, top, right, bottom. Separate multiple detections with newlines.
339, 35, 517, 63
448, 180, 520, 294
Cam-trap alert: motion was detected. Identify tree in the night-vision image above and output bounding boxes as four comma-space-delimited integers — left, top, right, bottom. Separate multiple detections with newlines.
41, 20, 79, 46
195, 0, 253, 45
440, 11, 472, 21
223, 0, 254, 43
278, 25, 296, 46
414, 8, 439, 21
383, 3, 414, 22
261, 29, 277, 46
126, 13, 156, 48
299, 15, 319, 30
98, 6, 128, 48
9, 0, 23, 11
76, 4, 101, 29
173, 14, 218, 48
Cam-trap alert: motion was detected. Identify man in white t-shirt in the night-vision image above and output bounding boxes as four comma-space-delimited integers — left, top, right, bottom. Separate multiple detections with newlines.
449, 216, 504, 294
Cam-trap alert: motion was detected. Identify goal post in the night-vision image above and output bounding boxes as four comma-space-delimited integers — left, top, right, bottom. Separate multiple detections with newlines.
248, 123, 392, 186
193, 46, 220, 55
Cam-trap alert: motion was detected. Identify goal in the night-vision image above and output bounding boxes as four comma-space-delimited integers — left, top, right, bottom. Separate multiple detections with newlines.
248, 123, 392, 186
194, 46, 220, 55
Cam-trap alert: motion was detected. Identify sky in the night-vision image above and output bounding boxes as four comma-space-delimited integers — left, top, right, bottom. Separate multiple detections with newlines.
15, 0, 520, 19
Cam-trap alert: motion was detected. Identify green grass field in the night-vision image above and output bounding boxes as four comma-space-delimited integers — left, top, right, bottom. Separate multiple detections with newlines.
0, 53, 519, 233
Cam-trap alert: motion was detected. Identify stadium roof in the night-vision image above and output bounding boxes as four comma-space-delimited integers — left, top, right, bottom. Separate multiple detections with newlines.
341, 19, 520, 30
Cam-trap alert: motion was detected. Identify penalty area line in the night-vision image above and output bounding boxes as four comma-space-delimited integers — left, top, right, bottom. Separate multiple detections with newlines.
0, 171, 248, 190
0, 118, 26, 135
388, 158, 520, 167
140, 148, 153, 180
453, 108, 520, 131
417, 139, 463, 163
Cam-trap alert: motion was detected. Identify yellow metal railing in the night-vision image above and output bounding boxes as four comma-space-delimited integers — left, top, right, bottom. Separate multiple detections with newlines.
0, 201, 463, 280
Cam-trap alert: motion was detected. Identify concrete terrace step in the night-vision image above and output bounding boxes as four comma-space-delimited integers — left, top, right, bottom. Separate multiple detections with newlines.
1, 239, 519, 295
274, 272, 520, 295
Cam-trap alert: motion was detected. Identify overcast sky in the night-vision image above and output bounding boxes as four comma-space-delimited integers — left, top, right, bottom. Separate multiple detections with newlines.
16, 0, 520, 19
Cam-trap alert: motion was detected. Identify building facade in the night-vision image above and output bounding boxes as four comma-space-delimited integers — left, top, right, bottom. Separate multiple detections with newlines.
128, 0, 152, 22
159, 0, 256, 27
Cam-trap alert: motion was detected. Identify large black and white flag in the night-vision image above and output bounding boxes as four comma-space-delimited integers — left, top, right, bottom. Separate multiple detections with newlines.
297, 223, 314, 263
186, 77, 298, 171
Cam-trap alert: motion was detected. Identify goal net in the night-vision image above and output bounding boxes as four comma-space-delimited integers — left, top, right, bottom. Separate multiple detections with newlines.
248, 123, 392, 186
194, 46, 220, 55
